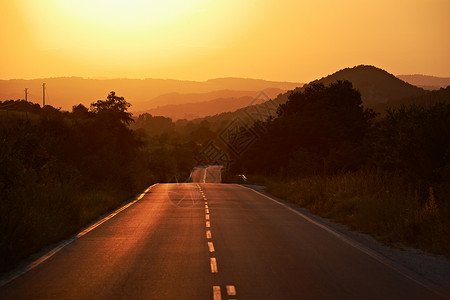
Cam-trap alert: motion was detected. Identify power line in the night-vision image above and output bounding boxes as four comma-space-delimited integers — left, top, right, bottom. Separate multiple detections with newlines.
42, 83, 46, 107
45, 85, 50, 106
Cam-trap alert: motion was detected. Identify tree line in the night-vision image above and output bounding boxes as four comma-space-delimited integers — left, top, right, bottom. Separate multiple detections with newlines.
235, 81, 450, 192
0, 92, 160, 272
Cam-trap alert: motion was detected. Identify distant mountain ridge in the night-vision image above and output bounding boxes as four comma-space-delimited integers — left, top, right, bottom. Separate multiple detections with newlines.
132, 88, 286, 111
140, 96, 254, 120
397, 74, 450, 90
0, 77, 301, 110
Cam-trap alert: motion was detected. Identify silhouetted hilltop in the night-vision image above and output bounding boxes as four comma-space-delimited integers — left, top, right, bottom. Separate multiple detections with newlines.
188, 65, 430, 125
313, 65, 425, 104
397, 74, 450, 90
264, 65, 426, 110
0, 77, 300, 111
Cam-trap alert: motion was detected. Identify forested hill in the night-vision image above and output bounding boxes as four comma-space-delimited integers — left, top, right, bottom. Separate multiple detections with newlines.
189, 65, 428, 126
270, 65, 426, 108
313, 65, 425, 104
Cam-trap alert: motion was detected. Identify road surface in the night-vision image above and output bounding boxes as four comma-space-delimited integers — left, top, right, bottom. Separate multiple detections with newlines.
189, 165, 222, 183
0, 183, 447, 299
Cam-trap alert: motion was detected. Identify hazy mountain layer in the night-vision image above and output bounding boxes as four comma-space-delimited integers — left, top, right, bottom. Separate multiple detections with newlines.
0, 77, 300, 111
397, 74, 450, 90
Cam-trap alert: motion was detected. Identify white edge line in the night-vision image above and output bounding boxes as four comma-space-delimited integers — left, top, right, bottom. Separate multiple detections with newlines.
239, 184, 448, 298
0, 183, 158, 288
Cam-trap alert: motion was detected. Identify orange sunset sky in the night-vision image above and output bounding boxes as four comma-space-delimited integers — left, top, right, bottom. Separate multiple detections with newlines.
1, 0, 449, 82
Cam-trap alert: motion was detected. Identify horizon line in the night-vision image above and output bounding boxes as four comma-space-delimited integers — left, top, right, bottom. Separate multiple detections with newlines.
0, 75, 305, 84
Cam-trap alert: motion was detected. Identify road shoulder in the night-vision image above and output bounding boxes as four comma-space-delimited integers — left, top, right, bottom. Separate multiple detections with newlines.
242, 184, 450, 296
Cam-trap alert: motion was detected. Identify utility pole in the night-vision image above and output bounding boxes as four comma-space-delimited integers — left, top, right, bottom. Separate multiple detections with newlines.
42, 83, 46, 107
24, 88, 28, 101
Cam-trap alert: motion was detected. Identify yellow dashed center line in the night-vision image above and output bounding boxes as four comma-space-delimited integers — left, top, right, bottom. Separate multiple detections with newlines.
213, 286, 221, 300
208, 241, 215, 252
201, 186, 233, 300
210, 257, 218, 273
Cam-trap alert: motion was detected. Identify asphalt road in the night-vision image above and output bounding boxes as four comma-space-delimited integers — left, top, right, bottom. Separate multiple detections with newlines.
0, 182, 447, 299
190, 165, 222, 183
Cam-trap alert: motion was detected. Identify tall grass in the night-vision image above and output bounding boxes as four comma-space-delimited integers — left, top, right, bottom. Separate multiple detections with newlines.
267, 169, 450, 257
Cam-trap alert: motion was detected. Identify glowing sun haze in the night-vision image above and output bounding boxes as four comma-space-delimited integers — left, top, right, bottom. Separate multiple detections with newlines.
1, 0, 449, 82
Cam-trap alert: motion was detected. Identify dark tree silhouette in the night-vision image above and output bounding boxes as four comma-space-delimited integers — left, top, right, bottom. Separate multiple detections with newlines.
133, 113, 174, 136
72, 104, 92, 119
373, 103, 450, 184
239, 80, 377, 176
90, 91, 133, 125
